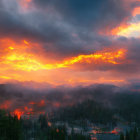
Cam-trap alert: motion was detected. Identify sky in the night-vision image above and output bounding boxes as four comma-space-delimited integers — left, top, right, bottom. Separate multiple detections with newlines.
0, 0, 140, 87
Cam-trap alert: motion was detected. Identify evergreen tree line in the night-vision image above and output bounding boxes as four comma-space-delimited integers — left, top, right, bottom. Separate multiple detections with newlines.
120, 127, 140, 140
0, 110, 22, 140
0, 110, 91, 140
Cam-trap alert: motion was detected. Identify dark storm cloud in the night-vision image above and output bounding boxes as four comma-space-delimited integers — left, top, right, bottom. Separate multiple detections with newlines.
0, 10, 35, 39
34, 0, 133, 29
0, 0, 138, 58
0, 9, 69, 43
0, 4, 87, 57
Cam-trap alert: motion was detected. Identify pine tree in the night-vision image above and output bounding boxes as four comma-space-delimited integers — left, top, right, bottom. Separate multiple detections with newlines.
120, 132, 124, 140
129, 131, 134, 140
126, 130, 130, 140
133, 127, 137, 140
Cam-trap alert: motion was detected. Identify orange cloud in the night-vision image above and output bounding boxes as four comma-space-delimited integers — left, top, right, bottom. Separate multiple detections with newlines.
133, 7, 140, 16
110, 5, 140, 37
112, 22, 140, 37
0, 38, 128, 86
68, 78, 125, 86
18, 0, 32, 10
0, 38, 126, 71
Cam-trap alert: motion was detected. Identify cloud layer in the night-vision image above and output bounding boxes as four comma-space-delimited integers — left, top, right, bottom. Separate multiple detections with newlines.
0, 0, 140, 86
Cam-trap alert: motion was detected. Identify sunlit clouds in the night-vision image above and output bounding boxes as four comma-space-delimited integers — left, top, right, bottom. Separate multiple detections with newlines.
133, 7, 140, 17
0, 37, 128, 86
112, 22, 140, 38
0, 0, 140, 86
0, 38, 126, 71
111, 5, 140, 38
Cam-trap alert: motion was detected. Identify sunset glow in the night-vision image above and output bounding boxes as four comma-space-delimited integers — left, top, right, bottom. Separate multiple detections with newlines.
112, 23, 140, 37
0, 37, 128, 86
133, 7, 140, 16
0, 39, 126, 72
0, 0, 140, 121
